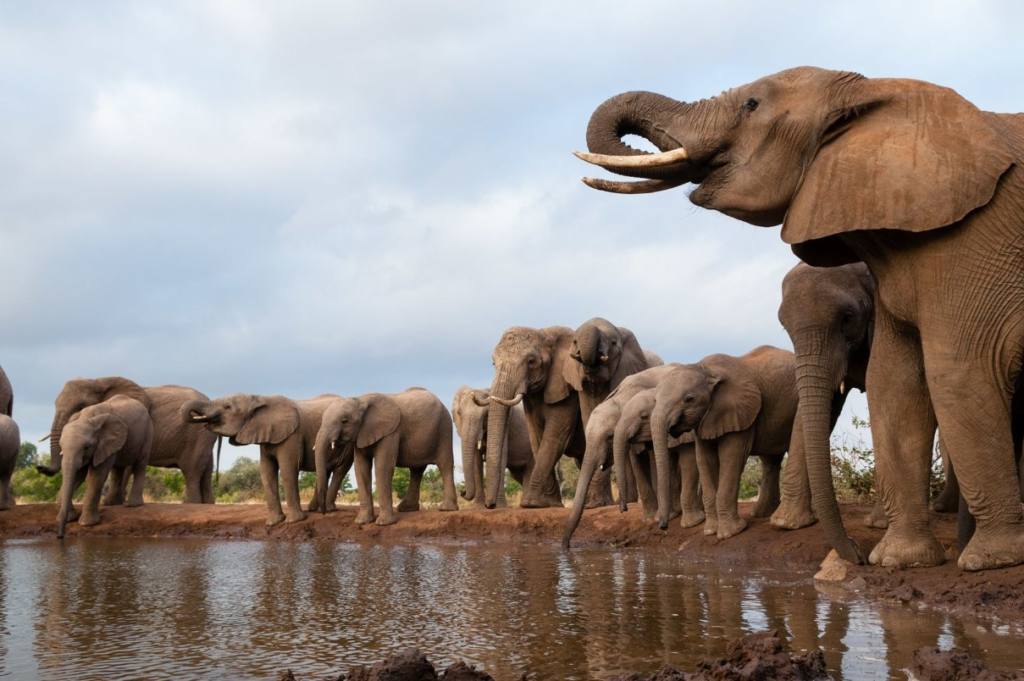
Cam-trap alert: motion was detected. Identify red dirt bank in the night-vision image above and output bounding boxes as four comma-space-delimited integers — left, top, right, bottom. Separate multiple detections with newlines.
2, 501, 1022, 626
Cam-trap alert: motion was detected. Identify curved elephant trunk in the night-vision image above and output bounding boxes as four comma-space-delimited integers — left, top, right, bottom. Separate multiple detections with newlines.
460, 424, 483, 502
612, 417, 632, 513
650, 409, 673, 530
575, 323, 601, 367
563, 432, 609, 548
794, 339, 864, 564
180, 398, 215, 424
485, 368, 518, 508
37, 414, 66, 476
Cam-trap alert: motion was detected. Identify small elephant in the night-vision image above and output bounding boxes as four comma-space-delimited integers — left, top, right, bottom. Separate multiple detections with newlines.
0, 414, 20, 510
56, 395, 152, 538
182, 393, 349, 526
313, 388, 459, 526
451, 386, 558, 508
649, 346, 814, 539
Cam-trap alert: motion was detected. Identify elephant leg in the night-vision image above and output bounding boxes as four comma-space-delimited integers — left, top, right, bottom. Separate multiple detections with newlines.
373, 439, 400, 525
695, 439, 720, 536
126, 460, 146, 507
750, 454, 781, 518
103, 467, 125, 506
586, 467, 616, 509
632, 451, 658, 520
0, 474, 11, 510
522, 418, 572, 508
80, 464, 111, 527
259, 452, 286, 527
865, 500, 890, 529
278, 456, 307, 523
434, 431, 459, 512
866, 314, 945, 568
926, 358, 1024, 571
931, 436, 960, 513
771, 418, 817, 529
713, 431, 754, 540
678, 445, 705, 528
621, 458, 639, 504
64, 467, 87, 522
398, 466, 425, 512
353, 451, 376, 525
324, 457, 351, 512
183, 468, 204, 504
668, 449, 682, 519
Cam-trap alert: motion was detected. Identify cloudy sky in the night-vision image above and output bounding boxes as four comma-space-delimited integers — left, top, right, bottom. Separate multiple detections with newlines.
2, 2, 1021, 469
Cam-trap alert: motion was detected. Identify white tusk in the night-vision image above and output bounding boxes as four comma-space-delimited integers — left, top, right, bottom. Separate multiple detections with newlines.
330, 441, 336, 450
839, 380, 846, 395
476, 439, 483, 451
574, 147, 689, 170
581, 176, 688, 195
599, 354, 609, 364
489, 393, 524, 407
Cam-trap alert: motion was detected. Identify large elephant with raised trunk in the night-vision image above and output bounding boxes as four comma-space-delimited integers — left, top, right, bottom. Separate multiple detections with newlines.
578, 66, 1024, 570
41, 377, 217, 504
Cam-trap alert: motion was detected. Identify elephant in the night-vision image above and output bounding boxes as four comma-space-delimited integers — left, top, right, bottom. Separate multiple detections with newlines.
182, 393, 349, 525
483, 325, 585, 509
313, 388, 459, 526
56, 395, 152, 538
0, 414, 19, 510
451, 386, 558, 508
646, 347, 813, 539
40, 377, 217, 504
577, 66, 1024, 570
0, 365, 12, 416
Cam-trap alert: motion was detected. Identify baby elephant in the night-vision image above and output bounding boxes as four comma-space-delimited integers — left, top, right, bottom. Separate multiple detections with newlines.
56, 395, 152, 538
182, 393, 348, 526
0, 414, 20, 510
314, 388, 459, 526
452, 386, 558, 508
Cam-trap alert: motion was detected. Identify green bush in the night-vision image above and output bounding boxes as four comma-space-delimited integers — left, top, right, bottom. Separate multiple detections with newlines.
17, 442, 38, 469
144, 467, 186, 501
215, 456, 263, 503
558, 457, 577, 499
12, 465, 65, 502
830, 415, 876, 502
739, 457, 762, 500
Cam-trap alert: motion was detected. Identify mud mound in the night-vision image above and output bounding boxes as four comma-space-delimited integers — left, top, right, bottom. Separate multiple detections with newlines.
911, 646, 1024, 681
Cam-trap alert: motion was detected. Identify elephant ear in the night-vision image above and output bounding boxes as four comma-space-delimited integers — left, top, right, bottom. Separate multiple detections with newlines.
561, 354, 586, 392
696, 355, 762, 440
235, 396, 299, 445
544, 327, 576, 404
783, 78, 1016, 266
100, 377, 152, 411
93, 415, 128, 466
609, 327, 649, 389
357, 394, 402, 449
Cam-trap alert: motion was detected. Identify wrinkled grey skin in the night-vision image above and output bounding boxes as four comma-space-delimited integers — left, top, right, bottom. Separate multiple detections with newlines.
314, 388, 459, 526
42, 377, 216, 504
182, 393, 346, 526
0, 365, 12, 416
0, 414, 20, 510
452, 386, 556, 508
56, 396, 152, 538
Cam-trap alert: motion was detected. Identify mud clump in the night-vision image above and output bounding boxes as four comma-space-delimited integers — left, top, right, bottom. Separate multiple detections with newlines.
910, 647, 1024, 681
312, 649, 497, 681
606, 631, 827, 680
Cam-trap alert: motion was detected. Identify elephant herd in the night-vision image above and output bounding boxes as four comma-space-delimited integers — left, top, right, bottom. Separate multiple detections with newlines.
2, 66, 1024, 575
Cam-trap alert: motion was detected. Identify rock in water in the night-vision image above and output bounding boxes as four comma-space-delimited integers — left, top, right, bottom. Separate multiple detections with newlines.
814, 549, 852, 582
343, 649, 438, 681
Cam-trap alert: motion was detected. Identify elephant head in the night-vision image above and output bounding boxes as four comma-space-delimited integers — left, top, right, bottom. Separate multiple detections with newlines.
451, 387, 493, 504
56, 409, 128, 538
485, 326, 574, 508
649, 359, 761, 529
778, 262, 875, 563
563, 318, 648, 396
181, 394, 299, 446
313, 394, 401, 512
41, 377, 150, 477
578, 67, 1014, 266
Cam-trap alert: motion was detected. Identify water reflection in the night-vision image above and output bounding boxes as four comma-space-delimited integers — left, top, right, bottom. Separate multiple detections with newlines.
0, 538, 1020, 680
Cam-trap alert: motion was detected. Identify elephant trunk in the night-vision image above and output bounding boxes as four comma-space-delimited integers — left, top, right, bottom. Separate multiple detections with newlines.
563, 430, 609, 548
485, 368, 518, 508
461, 424, 483, 502
38, 414, 66, 476
612, 415, 632, 513
314, 428, 334, 515
575, 323, 601, 367
794, 335, 864, 564
180, 398, 215, 424
56, 456, 77, 539
650, 409, 673, 530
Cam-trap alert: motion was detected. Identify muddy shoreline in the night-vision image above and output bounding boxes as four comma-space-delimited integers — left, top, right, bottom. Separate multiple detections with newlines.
3, 500, 1023, 627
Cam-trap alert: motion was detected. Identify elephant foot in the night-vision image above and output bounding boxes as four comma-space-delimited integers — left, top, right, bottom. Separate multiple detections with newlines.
285, 510, 307, 523
0, 502, 11, 511
397, 499, 420, 512
769, 503, 816, 530
958, 524, 1024, 571
750, 496, 781, 519
703, 516, 718, 536
325, 502, 338, 513
65, 506, 81, 522
265, 512, 286, 527
680, 509, 706, 529
354, 509, 376, 525
865, 504, 890, 529
375, 512, 398, 526
521, 495, 560, 509
79, 512, 101, 528
868, 525, 946, 568
642, 506, 656, 521
124, 500, 144, 508
716, 516, 748, 540
438, 500, 458, 512
584, 495, 615, 510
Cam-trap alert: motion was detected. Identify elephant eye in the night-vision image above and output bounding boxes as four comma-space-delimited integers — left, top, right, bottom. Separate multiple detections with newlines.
683, 394, 695, 404
744, 97, 759, 112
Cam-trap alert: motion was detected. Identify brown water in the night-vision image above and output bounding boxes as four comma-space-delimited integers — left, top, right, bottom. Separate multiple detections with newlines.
0, 538, 1021, 680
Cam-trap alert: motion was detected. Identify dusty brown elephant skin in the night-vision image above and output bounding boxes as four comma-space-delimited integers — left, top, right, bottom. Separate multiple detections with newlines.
484, 326, 584, 509
649, 347, 813, 539
40, 377, 217, 504
579, 66, 1024, 571
451, 387, 556, 508
0, 365, 12, 417
313, 388, 459, 526
564, 318, 661, 506
182, 394, 349, 525
56, 395, 152, 538
0, 414, 20, 510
